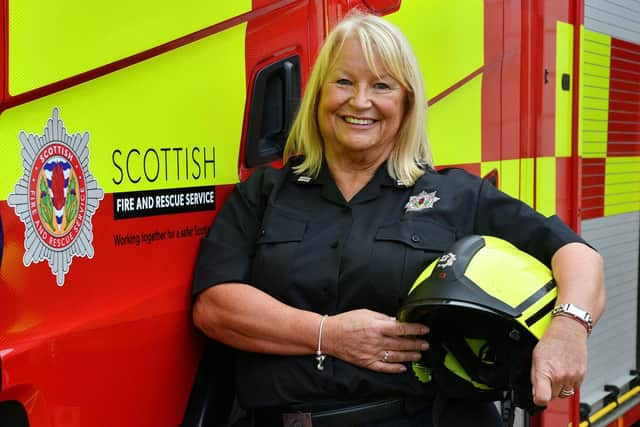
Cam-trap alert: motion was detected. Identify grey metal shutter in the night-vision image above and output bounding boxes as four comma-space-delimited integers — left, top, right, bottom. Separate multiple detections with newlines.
581, 214, 640, 405
581, 0, 640, 413
585, 0, 640, 45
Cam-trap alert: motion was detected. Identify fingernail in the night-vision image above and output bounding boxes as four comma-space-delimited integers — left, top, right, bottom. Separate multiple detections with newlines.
400, 366, 407, 372
421, 343, 429, 351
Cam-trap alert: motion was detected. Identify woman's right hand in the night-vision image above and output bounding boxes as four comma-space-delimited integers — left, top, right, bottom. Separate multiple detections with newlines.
323, 309, 430, 373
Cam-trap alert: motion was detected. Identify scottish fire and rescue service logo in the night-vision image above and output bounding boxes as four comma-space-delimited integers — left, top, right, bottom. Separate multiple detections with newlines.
405, 190, 440, 212
7, 108, 104, 286
437, 253, 456, 269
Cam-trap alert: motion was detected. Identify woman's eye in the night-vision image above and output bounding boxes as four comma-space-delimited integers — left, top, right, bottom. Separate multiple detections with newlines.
374, 82, 390, 90
336, 78, 351, 85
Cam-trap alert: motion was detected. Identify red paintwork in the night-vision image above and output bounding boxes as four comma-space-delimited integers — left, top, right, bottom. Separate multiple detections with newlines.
481, 0, 503, 163
608, 38, 640, 157
0, 196, 223, 426
569, 0, 583, 232
623, 399, 640, 425
571, 394, 581, 427
323, 0, 401, 38
581, 157, 605, 220
362, 0, 400, 14
538, 0, 571, 159
518, 0, 536, 162
535, 398, 573, 427
608, 120, 640, 135
502, 0, 525, 161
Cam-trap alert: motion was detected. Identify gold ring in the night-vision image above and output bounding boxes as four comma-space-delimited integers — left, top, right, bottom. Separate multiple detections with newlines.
382, 351, 390, 363
559, 387, 575, 398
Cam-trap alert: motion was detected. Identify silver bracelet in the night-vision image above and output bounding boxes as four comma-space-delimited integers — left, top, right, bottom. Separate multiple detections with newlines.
315, 314, 328, 371
551, 303, 593, 336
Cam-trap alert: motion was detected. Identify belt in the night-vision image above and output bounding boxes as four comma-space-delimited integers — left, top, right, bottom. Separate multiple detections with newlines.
253, 397, 430, 427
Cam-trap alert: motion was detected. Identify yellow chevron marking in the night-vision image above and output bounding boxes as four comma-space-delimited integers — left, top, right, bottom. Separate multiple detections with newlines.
580, 27, 611, 159
8, 0, 252, 95
604, 157, 640, 216
2, 23, 247, 200
536, 157, 557, 217
556, 22, 573, 158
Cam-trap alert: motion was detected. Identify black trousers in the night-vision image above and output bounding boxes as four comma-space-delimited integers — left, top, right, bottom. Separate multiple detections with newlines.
242, 399, 502, 427
368, 399, 501, 427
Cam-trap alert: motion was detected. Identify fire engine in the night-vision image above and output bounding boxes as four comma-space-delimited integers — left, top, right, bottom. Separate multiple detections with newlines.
0, 0, 638, 426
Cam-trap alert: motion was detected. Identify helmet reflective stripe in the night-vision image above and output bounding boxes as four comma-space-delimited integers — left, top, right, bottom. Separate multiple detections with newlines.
517, 279, 557, 338
515, 280, 557, 314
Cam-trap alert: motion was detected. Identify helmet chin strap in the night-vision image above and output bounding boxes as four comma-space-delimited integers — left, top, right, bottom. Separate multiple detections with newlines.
443, 335, 505, 388
500, 390, 516, 427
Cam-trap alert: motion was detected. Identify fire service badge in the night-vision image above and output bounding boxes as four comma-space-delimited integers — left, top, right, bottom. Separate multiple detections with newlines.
8, 108, 104, 286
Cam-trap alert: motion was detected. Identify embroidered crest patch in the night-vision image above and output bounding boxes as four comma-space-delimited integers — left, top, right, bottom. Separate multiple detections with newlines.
405, 190, 440, 212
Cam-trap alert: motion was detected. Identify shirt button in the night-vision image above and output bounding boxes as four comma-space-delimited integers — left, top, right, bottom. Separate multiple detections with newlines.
259, 228, 265, 236
411, 234, 421, 243
330, 241, 339, 248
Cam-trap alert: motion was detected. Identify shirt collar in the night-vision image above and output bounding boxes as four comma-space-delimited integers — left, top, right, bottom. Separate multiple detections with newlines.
289, 160, 408, 189
293, 160, 410, 206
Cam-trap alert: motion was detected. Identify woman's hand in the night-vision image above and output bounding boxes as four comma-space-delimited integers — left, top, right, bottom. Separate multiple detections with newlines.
531, 316, 589, 406
529, 242, 604, 406
323, 309, 430, 373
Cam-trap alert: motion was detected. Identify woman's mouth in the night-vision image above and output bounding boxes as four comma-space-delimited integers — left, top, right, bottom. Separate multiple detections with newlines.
342, 116, 376, 125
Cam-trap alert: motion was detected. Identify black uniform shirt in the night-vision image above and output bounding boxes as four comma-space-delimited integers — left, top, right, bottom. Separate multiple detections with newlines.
192, 159, 586, 409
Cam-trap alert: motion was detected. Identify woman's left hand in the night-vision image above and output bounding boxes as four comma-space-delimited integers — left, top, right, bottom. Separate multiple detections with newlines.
531, 315, 589, 406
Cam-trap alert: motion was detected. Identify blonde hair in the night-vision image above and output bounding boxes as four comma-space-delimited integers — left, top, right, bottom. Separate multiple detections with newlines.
283, 12, 432, 185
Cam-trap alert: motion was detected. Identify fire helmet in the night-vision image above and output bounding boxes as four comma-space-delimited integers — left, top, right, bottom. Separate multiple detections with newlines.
397, 235, 557, 410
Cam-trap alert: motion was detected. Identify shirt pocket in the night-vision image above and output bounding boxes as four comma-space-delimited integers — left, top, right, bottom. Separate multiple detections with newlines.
251, 207, 307, 299
370, 219, 456, 311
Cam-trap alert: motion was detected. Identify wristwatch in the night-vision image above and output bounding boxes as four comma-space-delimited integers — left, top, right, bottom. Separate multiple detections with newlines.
551, 303, 593, 336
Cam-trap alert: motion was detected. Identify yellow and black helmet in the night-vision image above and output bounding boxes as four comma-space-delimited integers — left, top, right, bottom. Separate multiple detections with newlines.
397, 235, 557, 411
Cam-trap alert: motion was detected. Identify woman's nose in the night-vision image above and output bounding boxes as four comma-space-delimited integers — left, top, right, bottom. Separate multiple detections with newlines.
350, 84, 372, 108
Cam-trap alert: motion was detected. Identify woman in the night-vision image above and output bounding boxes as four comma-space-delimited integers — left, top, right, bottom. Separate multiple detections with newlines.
192, 12, 604, 427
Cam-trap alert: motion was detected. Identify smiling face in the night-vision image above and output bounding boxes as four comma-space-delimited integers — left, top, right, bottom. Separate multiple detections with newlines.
317, 36, 407, 162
